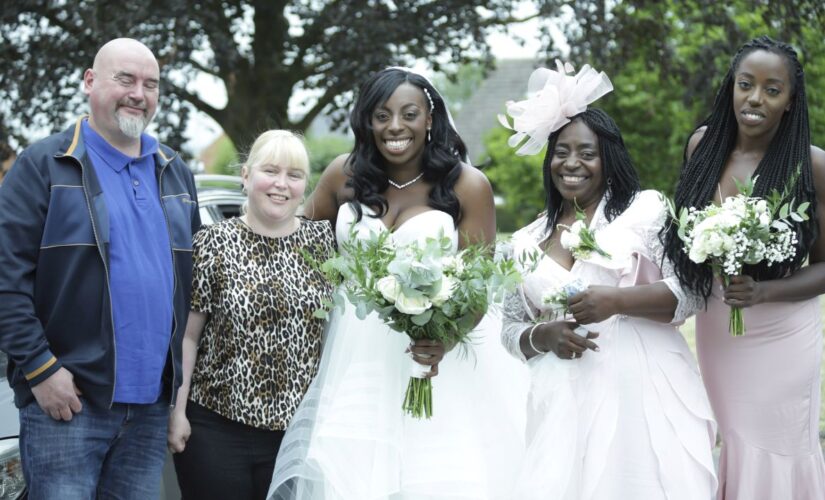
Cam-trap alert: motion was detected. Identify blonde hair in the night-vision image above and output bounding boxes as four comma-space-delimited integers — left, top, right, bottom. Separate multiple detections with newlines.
244, 129, 309, 175
241, 130, 309, 214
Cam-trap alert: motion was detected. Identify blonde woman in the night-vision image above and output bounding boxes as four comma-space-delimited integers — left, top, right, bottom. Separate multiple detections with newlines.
167, 130, 335, 500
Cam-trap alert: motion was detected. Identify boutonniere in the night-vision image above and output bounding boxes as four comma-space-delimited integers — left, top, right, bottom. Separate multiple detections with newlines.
557, 205, 610, 260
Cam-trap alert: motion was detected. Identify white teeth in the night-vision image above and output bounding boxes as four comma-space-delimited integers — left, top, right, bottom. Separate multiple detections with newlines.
385, 139, 412, 151
269, 194, 287, 201
743, 112, 763, 120
562, 175, 586, 183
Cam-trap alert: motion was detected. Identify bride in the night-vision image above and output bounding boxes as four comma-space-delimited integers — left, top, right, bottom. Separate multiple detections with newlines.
267, 67, 527, 499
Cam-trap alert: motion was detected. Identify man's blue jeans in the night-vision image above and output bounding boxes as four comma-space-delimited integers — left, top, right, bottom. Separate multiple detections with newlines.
19, 396, 170, 499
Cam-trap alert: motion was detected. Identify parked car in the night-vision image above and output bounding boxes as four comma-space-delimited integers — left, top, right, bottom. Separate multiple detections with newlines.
0, 174, 246, 499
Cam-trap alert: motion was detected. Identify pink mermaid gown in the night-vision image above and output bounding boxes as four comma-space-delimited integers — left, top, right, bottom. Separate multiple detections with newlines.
697, 289, 825, 499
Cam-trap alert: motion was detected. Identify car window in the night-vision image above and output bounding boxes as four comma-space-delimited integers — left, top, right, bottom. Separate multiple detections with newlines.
218, 204, 242, 219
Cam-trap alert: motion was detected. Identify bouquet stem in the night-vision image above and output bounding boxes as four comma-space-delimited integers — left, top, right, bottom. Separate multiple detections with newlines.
403, 377, 433, 419
723, 275, 745, 336
729, 306, 745, 336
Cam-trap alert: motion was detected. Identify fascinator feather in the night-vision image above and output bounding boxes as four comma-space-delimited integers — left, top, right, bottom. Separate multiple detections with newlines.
498, 60, 613, 156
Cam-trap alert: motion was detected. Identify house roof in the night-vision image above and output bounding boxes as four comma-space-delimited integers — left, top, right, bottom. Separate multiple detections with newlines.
453, 58, 539, 165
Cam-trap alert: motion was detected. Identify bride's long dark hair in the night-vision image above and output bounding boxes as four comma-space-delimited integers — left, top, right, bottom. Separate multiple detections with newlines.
346, 68, 468, 224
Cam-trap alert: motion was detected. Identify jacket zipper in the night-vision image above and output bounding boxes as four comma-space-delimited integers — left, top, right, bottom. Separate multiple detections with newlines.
72, 154, 119, 408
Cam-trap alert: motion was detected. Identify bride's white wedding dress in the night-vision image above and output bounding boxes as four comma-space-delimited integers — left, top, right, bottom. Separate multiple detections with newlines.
268, 203, 528, 500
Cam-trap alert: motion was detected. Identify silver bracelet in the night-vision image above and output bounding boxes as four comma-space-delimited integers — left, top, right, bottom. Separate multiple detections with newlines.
528, 322, 546, 355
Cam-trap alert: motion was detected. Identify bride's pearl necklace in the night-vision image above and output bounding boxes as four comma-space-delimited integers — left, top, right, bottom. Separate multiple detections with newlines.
388, 172, 424, 190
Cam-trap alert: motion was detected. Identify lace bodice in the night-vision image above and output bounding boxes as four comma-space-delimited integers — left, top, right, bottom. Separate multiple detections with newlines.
500, 190, 703, 361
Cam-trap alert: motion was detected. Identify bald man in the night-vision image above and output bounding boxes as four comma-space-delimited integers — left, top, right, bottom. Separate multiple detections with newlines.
0, 38, 200, 498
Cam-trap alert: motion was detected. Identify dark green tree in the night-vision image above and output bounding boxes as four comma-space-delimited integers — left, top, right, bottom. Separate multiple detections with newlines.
0, 1, 536, 153
529, 0, 825, 193
483, 0, 825, 230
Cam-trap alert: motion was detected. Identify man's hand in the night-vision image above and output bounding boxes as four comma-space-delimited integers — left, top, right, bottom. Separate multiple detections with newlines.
31, 367, 82, 421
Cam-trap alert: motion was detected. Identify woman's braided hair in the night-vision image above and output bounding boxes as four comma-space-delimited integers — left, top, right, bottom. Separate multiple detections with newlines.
663, 35, 817, 300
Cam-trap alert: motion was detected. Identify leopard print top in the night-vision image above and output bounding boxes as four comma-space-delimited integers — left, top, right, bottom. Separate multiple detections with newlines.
189, 217, 334, 430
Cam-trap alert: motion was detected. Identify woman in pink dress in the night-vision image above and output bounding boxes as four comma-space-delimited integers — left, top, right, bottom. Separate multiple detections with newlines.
664, 36, 825, 499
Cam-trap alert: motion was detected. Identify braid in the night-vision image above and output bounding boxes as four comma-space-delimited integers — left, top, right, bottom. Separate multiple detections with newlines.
542, 108, 641, 229
663, 36, 817, 299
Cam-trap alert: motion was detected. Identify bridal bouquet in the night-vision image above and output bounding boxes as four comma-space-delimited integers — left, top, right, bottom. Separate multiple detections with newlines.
315, 229, 524, 419
668, 175, 808, 336
557, 206, 611, 260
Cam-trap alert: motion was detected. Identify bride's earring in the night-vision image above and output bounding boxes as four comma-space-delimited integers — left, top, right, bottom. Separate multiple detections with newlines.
427, 127, 431, 143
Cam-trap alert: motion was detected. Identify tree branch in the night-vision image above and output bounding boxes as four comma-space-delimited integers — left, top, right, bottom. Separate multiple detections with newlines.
294, 84, 343, 131
173, 84, 226, 125
187, 58, 221, 80
480, 12, 542, 27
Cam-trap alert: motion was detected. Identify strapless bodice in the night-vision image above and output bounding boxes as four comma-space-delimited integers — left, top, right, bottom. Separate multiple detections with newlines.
335, 202, 458, 250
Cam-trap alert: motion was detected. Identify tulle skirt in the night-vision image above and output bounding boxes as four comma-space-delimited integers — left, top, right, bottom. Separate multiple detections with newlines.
268, 303, 528, 499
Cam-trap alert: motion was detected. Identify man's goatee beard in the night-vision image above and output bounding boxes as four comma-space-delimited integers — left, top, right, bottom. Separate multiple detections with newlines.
117, 114, 150, 139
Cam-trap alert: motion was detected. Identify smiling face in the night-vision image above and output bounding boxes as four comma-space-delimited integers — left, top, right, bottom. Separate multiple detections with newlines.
732, 49, 793, 142
549, 119, 605, 210
371, 82, 432, 170
84, 39, 160, 145
243, 160, 307, 226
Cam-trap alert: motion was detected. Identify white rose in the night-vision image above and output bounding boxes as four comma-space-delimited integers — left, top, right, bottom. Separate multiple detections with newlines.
688, 245, 708, 264
560, 229, 582, 250
431, 276, 458, 306
570, 220, 587, 235
394, 292, 432, 315
755, 199, 768, 214
701, 231, 735, 257
376, 275, 401, 303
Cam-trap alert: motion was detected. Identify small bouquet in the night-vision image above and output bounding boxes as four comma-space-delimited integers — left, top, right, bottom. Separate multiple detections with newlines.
540, 278, 590, 338
541, 278, 588, 317
558, 206, 611, 260
668, 175, 808, 336
315, 229, 524, 419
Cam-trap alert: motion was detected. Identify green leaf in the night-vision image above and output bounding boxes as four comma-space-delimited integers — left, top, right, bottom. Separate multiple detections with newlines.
411, 309, 433, 326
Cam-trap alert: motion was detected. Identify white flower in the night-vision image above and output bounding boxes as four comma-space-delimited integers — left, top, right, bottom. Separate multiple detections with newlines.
758, 212, 771, 227
440, 253, 465, 274
395, 292, 432, 315
376, 276, 401, 303
570, 219, 586, 235
431, 276, 458, 306
755, 199, 768, 214
688, 245, 708, 264
560, 227, 583, 250
695, 212, 740, 233
692, 231, 735, 259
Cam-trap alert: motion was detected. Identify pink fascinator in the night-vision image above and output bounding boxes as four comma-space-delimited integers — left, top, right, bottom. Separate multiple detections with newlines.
498, 60, 613, 156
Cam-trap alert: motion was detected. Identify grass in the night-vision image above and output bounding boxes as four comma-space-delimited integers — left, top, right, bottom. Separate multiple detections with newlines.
678, 297, 825, 434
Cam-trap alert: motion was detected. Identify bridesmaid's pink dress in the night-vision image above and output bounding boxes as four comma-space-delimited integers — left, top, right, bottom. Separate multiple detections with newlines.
697, 288, 825, 499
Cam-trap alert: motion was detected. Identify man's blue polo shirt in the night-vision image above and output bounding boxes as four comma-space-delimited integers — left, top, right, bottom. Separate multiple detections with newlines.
82, 121, 173, 404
